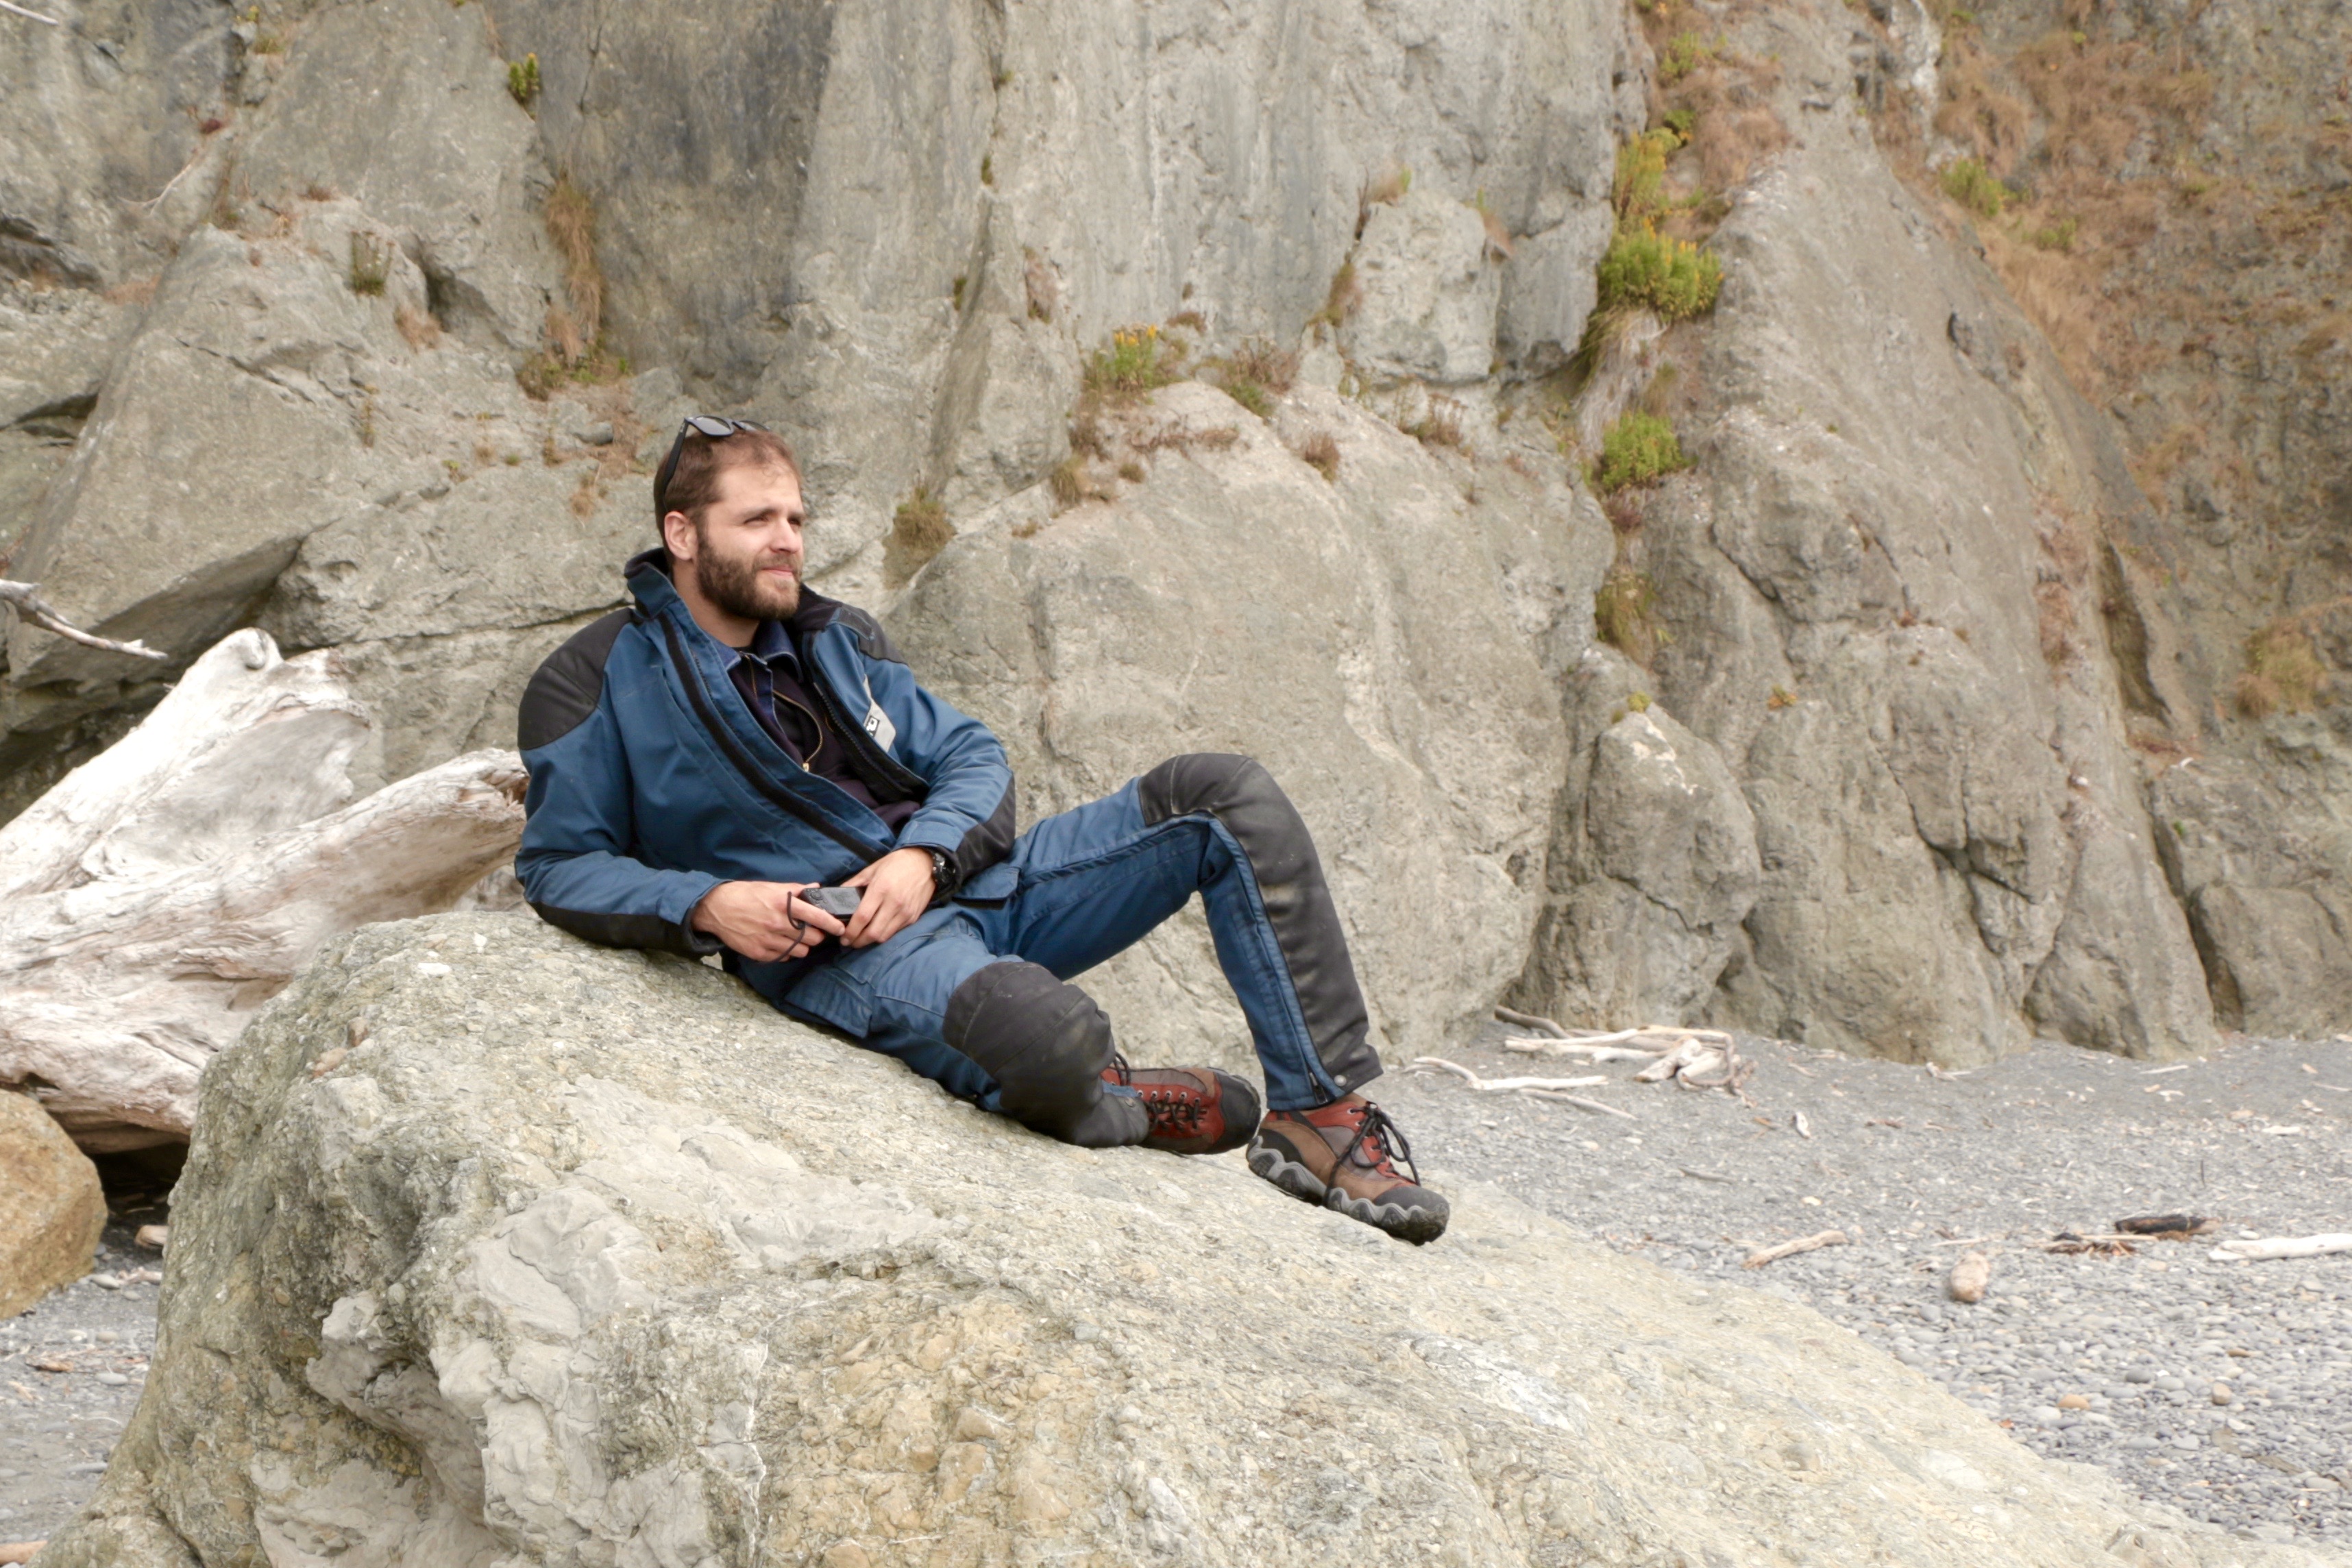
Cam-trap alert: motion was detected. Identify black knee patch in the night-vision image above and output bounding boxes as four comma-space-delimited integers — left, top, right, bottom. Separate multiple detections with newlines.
1136, 752, 1381, 1097
943, 961, 1114, 1137
1138, 752, 1278, 829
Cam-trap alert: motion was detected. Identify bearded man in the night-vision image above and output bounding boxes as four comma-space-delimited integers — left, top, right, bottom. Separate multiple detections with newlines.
515, 418, 1447, 1242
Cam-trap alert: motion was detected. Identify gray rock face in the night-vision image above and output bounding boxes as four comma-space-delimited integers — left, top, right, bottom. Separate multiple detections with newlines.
1518, 650, 1759, 1027
1579, 3, 2220, 1060
1343, 187, 1503, 385
2151, 723, 2352, 1037
4, 0, 2347, 1069
888, 381, 1596, 1069
34, 913, 2342, 1568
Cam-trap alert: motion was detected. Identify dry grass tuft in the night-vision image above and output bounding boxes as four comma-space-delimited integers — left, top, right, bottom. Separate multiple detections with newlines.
1405, 395, 1465, 450
1310, 260, 1362, 332
1049, 456, 1110, 513
883, 487, 952, 589
2235, 612, 2336, 718
1593, 566, 1663, 665
543, 173, 602, 358
1297, 429, 1340, 482
395, 302, 441, 350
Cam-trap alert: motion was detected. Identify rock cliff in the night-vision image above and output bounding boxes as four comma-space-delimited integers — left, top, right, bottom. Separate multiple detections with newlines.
1, 0, 2344, 1068
32, 913, 2346, 1567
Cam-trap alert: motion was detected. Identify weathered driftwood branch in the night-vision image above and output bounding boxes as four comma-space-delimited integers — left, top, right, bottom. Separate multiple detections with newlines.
0, 580, 167, 661
1413, 1057, 1606, 1092
1412, 1057, 1633, 1119
0, 630, 527, 1149
2209, 1234, 2352, 1262
1502, 1034, 1661, 1062
1743, 1230, 1847, 1269
1521, 1088, 1637, 1120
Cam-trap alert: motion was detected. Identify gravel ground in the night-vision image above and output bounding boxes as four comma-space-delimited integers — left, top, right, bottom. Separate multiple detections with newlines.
1386, 1027, 2352, 1549
5, 1033, 2347, 1551
0, 1199, 167, 1547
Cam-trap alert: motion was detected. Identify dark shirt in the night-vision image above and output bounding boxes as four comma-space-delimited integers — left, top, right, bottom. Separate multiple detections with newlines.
725, 620, 920, 833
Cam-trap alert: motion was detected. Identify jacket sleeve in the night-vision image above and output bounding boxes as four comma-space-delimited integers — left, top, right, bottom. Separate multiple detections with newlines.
516, 696, 726, 957
864, 652, 1016, 889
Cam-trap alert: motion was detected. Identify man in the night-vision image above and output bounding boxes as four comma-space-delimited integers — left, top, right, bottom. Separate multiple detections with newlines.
516, 417, 1447, 1243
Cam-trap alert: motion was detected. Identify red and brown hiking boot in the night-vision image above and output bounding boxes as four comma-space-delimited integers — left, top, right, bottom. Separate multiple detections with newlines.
1101, 1056, 1261, 1155
1247, 1095, 1449, 1244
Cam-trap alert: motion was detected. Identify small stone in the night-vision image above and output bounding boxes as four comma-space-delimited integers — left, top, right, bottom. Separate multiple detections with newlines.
2123, 1368, 2157, 1384
2057, 1394, 2090, 1410
2211, 1384, 2233, 1406
574, 421, 615, 446
97, 1371, 128, 1386
822, 1544, 871, 1568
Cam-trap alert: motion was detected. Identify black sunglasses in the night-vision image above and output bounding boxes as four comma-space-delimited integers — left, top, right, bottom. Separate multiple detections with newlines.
653, 415, 772, 519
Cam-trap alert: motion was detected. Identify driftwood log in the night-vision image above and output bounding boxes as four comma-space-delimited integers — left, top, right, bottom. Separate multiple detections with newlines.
0, 630, 527, 1151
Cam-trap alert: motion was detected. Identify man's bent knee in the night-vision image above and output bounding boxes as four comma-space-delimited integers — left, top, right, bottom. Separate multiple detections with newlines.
943, 961, 1118, 1140
1138, 752, 1286, 827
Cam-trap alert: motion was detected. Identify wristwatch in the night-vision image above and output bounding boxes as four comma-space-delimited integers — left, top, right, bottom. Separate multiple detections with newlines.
924, 846, 958, 900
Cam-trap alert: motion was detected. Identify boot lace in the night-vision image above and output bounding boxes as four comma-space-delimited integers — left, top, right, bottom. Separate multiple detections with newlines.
1327, 1099, 1420, 1187
1107, 1054, 1209, 1139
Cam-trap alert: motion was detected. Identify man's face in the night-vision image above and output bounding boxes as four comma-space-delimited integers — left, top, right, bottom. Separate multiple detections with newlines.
669, 458, 806, 623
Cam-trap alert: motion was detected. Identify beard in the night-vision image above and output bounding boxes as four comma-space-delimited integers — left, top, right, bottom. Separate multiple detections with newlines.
693, 524, 801, 622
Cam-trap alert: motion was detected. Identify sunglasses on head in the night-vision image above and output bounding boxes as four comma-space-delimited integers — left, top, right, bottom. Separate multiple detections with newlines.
654, 415, 772, 519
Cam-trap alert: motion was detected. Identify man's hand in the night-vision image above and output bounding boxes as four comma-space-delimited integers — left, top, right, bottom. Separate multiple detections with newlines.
691, 881, 847, 962
842, 846, 938, 948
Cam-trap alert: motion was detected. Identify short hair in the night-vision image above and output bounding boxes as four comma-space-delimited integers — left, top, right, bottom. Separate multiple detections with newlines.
655, 427, 802, 530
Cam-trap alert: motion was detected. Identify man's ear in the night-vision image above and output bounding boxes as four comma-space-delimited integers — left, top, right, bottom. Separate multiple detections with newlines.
661, 510, 697, 563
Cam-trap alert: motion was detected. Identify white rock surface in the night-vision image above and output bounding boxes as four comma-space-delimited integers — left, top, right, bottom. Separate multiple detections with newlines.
34, 912, 2346, 1568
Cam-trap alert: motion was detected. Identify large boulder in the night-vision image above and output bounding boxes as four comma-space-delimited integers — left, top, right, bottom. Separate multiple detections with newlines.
34, 912, 2341, 1568
0, 1088, 104, 1317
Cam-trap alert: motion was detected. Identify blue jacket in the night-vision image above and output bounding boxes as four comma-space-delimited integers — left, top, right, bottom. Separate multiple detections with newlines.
514, 550, 1017, 1005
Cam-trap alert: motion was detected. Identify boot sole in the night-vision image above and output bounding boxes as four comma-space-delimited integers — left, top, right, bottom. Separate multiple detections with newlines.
1246, 1140, 1448, 1245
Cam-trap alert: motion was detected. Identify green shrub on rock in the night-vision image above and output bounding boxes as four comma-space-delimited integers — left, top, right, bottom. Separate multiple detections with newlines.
1596, 225, 1722, 321
1593, 411, 1689, 492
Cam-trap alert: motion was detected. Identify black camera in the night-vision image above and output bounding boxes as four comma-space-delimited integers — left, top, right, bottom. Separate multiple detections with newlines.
796, 886, 863, 921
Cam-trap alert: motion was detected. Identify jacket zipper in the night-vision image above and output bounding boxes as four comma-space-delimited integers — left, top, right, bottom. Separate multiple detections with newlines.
657, 615, 890, 863
802, 646, 927, 800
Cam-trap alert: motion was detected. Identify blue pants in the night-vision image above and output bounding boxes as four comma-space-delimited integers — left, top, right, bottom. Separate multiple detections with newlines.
767, 755, 1383, 1134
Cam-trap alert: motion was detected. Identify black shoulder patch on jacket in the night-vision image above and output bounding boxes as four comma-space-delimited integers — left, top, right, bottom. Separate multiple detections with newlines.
833, 603, 907, 665
517, 609, 633, 752
795, 591, 907, 665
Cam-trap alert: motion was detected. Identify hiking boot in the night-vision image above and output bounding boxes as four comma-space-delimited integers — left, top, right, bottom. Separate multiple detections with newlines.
1102, 1056, 1260, 1155
1247, 1095, 1448, 1244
